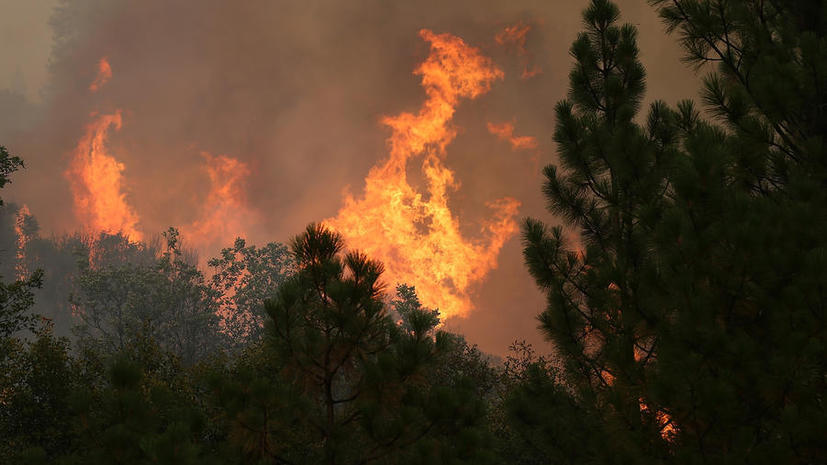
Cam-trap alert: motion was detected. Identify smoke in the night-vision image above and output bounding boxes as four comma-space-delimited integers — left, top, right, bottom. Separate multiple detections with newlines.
0, 0, 700, 355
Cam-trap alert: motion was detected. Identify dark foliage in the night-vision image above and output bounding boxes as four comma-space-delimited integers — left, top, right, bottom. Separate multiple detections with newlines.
518, 0, 827, 464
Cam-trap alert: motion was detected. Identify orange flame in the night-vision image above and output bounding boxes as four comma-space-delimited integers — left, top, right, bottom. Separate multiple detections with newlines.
184, 153, 255, 251
14, 204, 31, 280
639, 398, 677, 441
327, 29, 520, 319
89, 57, 112, 93
495, 21, 542, 79
66, 111, 143, 241
487, 121, 538, 150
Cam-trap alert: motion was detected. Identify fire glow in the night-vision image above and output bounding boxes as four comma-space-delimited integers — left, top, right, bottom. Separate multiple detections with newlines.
487, 121, 538, 150
66, 59, 256, 254
14, 204, 31, 280
89, 57, 112, 93
184, 152, 257, 251
66, 110, 143, 241
327, 30, 520, 319
64, 31, 521, 321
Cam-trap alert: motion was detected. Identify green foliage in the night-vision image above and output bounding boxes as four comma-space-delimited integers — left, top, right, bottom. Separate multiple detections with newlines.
72, 229, 224, 365
521, 2, 675, 460
0, 145, 23, 206
520, 0, 827, 464
204, 341, 314, 465
0, 323, 76, 463
390, 284, 440, 338
0, 268, 43, 340
0, 217, 94, 339
650, 0, 827, 174
505, 365, 603, 465
209, 237, 293, 349
0, 146, 43, 341
209, 224, 493, 465
64, 332, 211, 465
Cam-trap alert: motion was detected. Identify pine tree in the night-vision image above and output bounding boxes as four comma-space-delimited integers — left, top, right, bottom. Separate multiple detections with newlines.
65, 333, 208, 465
210, 224, 492, 465
521, 0, 677, 462
646, 1, 827, 462
519, 0, 826, 463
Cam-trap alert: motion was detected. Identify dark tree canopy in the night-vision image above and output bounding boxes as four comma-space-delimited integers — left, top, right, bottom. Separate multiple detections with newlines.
519, 0, 826, 464
0, 145, 23, 206
209, 224, 493, 465
0, 145, 42, 343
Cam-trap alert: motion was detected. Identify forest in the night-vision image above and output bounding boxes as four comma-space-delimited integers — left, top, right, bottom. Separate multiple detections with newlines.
1, 0, 825, 463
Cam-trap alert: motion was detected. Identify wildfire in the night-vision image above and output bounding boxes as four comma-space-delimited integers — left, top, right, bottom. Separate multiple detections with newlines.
603, 349, 676, 442
89, 57, 112, 93
66, 111, 143, 241
14, 204, 32, 280
495, 21, 542, 79
487, 121, 538, 150
184, 153, 255, 252
67, 58, 142, 241
327, 29, 520, 319
639, 398, 677, 442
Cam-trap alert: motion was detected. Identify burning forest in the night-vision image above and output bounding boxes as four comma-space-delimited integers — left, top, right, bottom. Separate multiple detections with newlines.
1, 0, 825, 464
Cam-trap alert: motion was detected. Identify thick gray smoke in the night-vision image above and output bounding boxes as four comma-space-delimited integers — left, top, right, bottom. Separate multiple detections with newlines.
0, 0, 699, 355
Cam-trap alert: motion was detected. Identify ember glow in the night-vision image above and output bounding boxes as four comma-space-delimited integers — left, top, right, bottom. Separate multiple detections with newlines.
327, 30, 520, 319
65, 111, 143, 241
639, 398, 677, 442
487, 121, 538, 150
184, 153, 256, 251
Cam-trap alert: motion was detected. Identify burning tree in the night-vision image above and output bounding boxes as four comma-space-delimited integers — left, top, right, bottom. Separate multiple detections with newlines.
0, 145, 43, 340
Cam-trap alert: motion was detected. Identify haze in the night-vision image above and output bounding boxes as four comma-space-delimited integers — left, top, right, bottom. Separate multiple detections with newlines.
0, 0, 699, 355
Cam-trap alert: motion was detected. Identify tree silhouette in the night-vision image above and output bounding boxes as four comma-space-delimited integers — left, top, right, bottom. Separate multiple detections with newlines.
520, 0, 826, 463
211, 224, 492, 465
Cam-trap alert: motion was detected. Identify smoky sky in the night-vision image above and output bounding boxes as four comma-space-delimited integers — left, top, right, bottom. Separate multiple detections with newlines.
0, 0, 700, 355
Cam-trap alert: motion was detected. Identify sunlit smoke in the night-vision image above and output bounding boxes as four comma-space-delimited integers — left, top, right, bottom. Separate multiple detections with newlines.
487, 121, 538, 150
66, 110, 143, 241
327, 29, 520, 319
